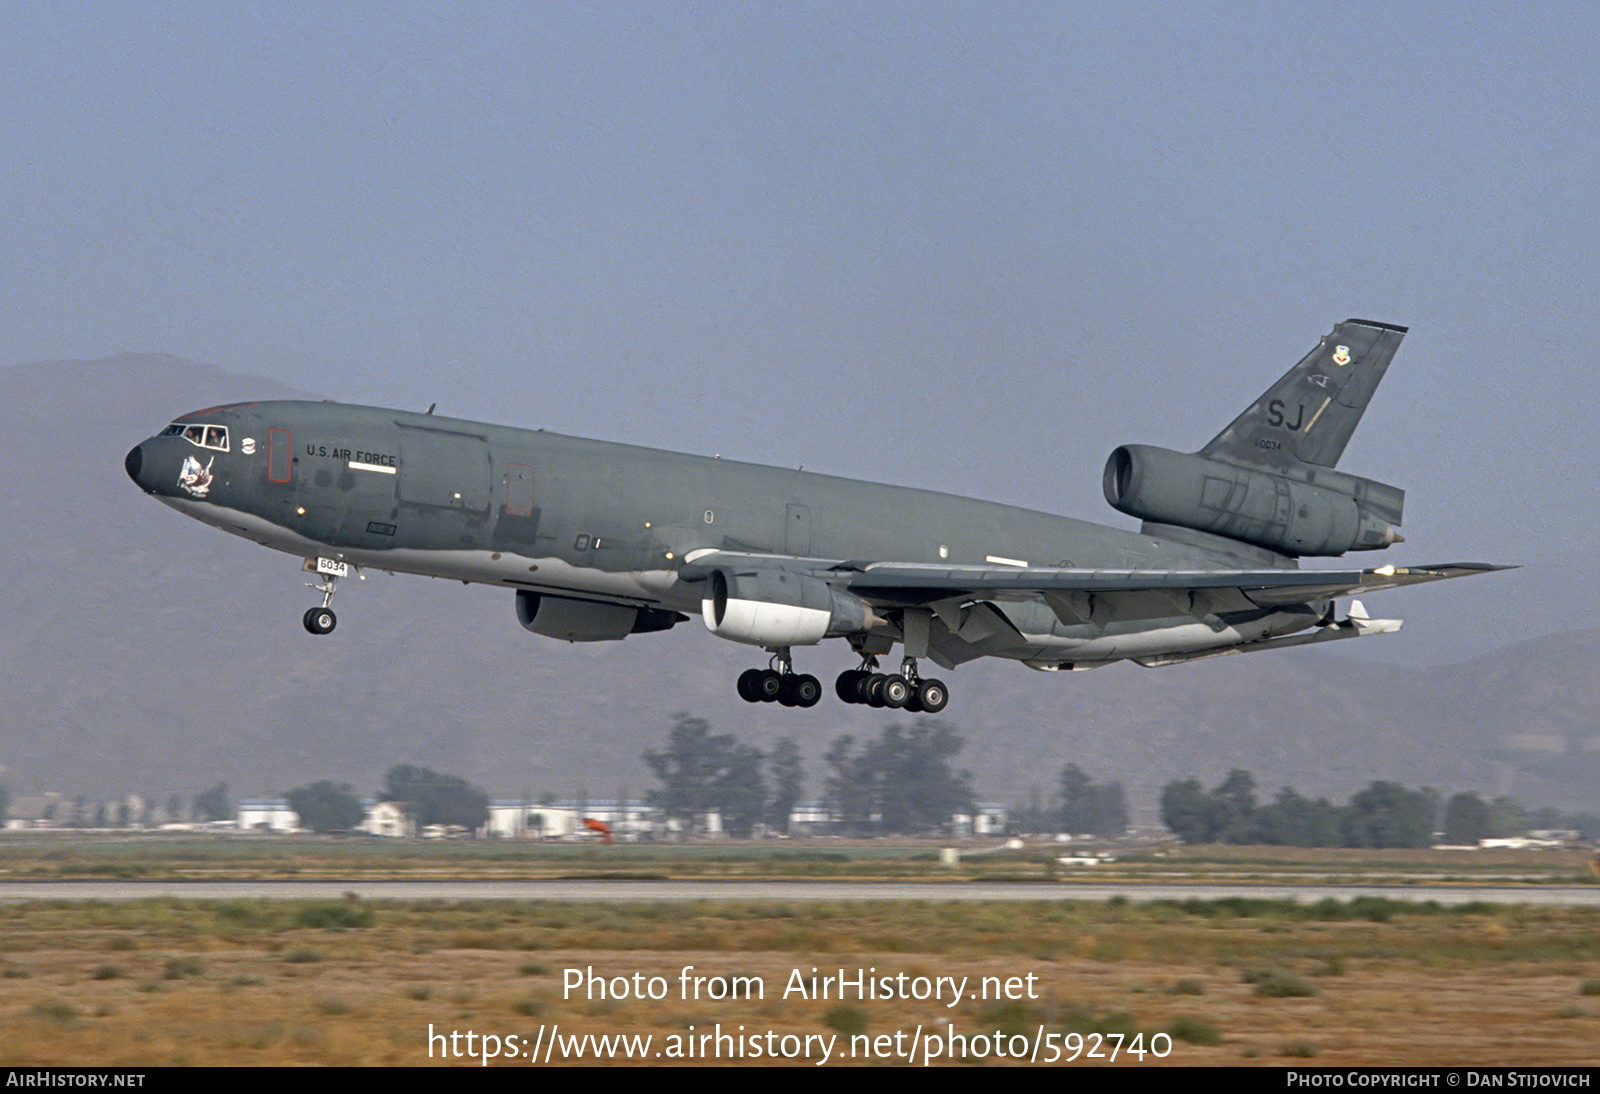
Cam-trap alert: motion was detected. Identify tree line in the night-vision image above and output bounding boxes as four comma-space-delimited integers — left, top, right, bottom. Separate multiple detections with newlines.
0, 769, 493, 835
822, 720, 976, 835
1158, 770, 1591, 848
0, 783, 233, 828
1009, 765, 1129, 838
287, 765, 489, 833
642, 713, 980, 836
643, 714, 803, 837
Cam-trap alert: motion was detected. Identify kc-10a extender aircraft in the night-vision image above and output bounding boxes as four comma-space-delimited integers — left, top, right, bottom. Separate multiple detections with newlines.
125, 318, 1503, 712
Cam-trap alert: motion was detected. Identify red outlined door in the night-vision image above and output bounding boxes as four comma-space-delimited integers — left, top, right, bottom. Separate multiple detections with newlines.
268, 429, 292, 483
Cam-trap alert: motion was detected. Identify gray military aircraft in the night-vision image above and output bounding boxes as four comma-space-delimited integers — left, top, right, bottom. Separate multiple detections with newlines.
125, 318, 1502, 712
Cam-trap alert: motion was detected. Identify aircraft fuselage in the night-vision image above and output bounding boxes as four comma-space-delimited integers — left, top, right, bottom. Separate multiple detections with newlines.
126, 399, 1309, 663
124, 319, 1500, 710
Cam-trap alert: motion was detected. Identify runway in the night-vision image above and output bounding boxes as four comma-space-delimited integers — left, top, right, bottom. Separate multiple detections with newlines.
3, 878, 1597, 905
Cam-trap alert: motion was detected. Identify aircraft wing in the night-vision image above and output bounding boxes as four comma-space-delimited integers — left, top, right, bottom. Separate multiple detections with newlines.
681, 550, 1508, 613
837, 560, 1508, 608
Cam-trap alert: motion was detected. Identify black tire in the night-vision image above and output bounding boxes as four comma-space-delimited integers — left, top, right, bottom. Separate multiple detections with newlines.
835, 670, 864, 704
777, 675, 800, 706
917, 678, 949, 713
737, 668, 764, 703
793, 674, 822, 708
304, 607, 336, 635
880, 674, 910, 709
755, 669, 784, 702
865, 673, 888, 707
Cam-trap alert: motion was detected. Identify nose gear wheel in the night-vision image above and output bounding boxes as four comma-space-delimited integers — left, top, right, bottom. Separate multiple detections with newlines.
303, 572, 339, 635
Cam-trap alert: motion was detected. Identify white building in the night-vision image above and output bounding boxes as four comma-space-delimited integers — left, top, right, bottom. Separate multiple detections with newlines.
953, 804, 1009, 837
489, 799, 664, 840
488, 802, 580, 839
360, 800, 414, 838
237, 798, 300, 832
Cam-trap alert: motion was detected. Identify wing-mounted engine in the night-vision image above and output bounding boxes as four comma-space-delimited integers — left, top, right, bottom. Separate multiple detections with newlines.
702, 567, 881, 647
516, 591, 684, 642
1103, 444, 1404, 557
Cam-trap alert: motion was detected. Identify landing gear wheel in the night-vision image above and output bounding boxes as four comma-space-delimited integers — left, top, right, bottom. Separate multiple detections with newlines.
914, 678, 949, 714
303, 606, 337, 635
836, 670, 866, 704
880, 674, 910, 709
788, 674, 822, 708
737, 668, 765, 703
754, 669, 784, 703
739, 658, 817, 707
777, 677, 800, 706
777, 673, 820, 707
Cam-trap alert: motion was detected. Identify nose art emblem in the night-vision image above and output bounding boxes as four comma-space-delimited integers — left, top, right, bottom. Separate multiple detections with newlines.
178, 455, 215, 497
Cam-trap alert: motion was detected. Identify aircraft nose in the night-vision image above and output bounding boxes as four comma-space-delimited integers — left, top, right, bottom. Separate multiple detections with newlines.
125, 444, 146, 489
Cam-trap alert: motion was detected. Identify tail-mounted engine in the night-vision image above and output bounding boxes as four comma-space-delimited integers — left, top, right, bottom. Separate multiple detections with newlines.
1104, 444, 1404, 557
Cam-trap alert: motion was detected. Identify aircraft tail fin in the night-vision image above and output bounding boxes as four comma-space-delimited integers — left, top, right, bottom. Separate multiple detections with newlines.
1201, 319, 1407, 470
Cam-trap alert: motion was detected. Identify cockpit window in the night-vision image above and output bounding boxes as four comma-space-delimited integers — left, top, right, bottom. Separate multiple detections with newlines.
167, 422, 230, 452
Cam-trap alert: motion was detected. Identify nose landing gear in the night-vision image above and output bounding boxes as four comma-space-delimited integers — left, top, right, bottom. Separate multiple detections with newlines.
302, 557, 355, 635
304, 574, 338, 634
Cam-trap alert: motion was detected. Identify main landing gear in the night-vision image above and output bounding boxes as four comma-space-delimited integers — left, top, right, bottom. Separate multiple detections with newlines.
835, 656, 949, 713
736, 651, 822, 708
735, 651, 951, 712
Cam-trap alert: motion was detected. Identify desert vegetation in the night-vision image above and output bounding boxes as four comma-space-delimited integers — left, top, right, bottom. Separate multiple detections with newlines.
0, 891, 1596, 1066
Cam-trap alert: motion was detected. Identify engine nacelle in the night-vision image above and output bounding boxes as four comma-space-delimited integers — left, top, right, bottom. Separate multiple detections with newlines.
1103, 444, 1404, 557
516, 591, 681, 642
702, 568, 879, 647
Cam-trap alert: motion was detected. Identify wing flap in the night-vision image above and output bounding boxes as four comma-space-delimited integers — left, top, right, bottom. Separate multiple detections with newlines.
1132, 613, 1404, 667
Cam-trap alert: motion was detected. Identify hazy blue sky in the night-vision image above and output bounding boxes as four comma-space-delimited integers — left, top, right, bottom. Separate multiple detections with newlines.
4, 2, 1594, 663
